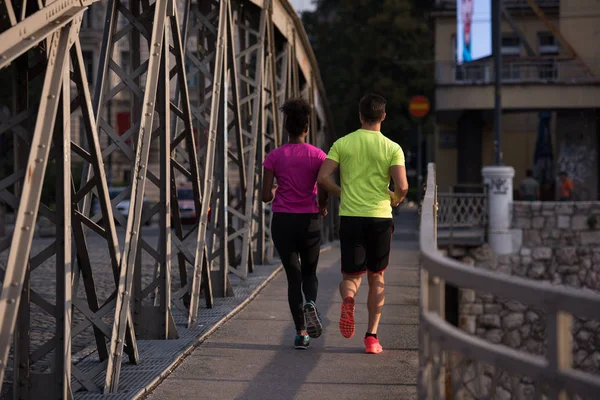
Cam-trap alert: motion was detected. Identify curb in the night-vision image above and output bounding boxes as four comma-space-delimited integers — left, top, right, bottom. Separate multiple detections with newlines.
136, 243, 335, 399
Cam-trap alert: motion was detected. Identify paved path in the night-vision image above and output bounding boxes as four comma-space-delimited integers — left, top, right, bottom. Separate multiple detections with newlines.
147, 209, 420, 400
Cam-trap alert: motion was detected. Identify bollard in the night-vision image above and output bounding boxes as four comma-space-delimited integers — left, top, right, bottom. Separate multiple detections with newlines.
482, 165, 515, 255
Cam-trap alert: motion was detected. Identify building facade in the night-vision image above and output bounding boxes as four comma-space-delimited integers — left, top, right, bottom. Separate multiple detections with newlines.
433, 0, 600, 200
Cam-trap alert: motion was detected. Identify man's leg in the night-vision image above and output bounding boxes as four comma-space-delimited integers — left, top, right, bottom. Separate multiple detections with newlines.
366, 271, 385, 335
339, 274, 361, 339
339, 274, 361, 299
363, 218, 393, 354
338, 217, 366, 339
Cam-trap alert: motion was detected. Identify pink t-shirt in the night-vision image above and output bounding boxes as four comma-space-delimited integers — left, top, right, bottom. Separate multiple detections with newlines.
263, 143, 327, 214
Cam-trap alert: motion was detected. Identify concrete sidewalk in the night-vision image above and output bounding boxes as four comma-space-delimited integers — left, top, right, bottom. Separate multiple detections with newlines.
147, 212, 420, 400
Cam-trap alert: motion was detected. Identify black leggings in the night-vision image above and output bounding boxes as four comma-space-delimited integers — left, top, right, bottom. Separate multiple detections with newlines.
271, 212, 322, 333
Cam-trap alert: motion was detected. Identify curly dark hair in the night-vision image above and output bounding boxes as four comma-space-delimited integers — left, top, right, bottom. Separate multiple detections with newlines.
281, 98, 311, 137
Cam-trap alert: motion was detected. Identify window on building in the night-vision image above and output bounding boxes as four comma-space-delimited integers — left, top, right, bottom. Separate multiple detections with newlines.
123, 169, 131, 184
538, 32, 558, 81
451, 35, 489, 83
186, 62, 199, 89
82, 51, 95, 85
501, 35, 521, 81
82, 6, 93, 29
538, 32, 559, 55
501, 35, 521, 56
116, 112, 132, 145
121, 51, 130, 73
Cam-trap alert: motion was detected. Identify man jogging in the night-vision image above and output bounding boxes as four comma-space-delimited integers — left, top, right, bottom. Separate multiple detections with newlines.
317, 94, 408, 354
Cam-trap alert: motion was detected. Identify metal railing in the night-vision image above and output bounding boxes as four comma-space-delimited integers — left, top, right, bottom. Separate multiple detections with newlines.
436, 59, 600, 85
437, 185, 487, 246
419, 163, 600, 399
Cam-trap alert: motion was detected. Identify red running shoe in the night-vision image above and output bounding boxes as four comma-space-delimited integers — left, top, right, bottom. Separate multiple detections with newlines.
339, 296, 355, 338
364, 336, 383, 354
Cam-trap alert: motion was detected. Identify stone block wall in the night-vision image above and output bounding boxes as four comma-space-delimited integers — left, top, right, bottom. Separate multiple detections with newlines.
454, 201, 600, 382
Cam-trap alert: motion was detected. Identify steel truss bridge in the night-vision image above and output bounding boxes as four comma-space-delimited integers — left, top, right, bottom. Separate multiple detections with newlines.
0, 0, 337, 397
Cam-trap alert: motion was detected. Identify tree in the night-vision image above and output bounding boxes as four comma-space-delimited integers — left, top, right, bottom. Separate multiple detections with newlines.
302, 0, 435, 147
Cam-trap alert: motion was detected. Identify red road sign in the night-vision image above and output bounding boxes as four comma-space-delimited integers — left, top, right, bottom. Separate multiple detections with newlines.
408, 96, 430, 118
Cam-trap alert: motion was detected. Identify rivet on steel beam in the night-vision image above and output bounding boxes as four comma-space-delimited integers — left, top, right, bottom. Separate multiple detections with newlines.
36, 158, 43, 162
25, 211, 33, 215
49, 94, 56, 99
11, 282, 17, 287
8, 299, 14, 304
29, 36, 36, 40
22, 226, 30, 231
153, 53, 159, 56
147, 102, 153, 106
117, 339, 122, 343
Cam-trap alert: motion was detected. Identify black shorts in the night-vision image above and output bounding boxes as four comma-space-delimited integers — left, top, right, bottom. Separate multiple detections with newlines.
339, 216, 394, 275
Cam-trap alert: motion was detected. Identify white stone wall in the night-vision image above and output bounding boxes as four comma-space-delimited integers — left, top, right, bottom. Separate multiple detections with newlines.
451, 201, 600, 396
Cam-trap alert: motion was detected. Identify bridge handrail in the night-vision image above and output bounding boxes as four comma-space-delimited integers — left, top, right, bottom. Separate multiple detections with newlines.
437, 191, 487, 229
419, 162, 600, 398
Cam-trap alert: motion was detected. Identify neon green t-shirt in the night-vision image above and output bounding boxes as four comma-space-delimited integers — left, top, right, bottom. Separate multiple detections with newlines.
326, 129, 405, 218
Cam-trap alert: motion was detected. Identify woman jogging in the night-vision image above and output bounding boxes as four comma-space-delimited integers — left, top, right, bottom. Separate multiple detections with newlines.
261, 99, 328, 350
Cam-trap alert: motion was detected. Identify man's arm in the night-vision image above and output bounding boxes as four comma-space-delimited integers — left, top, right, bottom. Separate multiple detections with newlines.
318, 184, 329, 207
261, 168, 276, 203
389, 165, 409, 206
317, 184, 329, 216
317, 159, 342, 198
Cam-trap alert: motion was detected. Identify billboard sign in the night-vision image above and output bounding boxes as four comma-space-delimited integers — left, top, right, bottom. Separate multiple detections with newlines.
456, 0, 492, 64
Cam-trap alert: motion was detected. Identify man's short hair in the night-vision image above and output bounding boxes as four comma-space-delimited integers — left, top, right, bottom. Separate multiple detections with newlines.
526, 169, 533, 177
359, 94, 387, 123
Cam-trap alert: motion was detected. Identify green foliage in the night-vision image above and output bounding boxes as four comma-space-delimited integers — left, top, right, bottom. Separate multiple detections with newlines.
302, 0, 435, 146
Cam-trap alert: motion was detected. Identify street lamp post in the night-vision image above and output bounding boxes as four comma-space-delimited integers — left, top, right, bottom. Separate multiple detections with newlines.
493, 0, 502, 165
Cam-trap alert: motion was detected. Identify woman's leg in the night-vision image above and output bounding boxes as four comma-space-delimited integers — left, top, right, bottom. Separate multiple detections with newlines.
272, 214, 305, 334
299, 215, 323, 339
299, 215, 322, 303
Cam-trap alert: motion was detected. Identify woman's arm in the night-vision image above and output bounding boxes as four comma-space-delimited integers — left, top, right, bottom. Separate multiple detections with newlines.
261, 169, 276, 203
